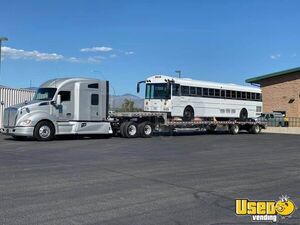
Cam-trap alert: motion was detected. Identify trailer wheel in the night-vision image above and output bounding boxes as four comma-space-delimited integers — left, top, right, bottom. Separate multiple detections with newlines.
120, 121, 128, 137
206, 124, 217, 134
249, 124, 261, 134
124, 121, 139, 138
138, 121, 153, 138
34, 121, 55, 141
229, 124, 239, 135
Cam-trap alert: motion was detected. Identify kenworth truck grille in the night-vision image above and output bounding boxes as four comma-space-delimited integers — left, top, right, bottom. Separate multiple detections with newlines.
3, 108, 18, 128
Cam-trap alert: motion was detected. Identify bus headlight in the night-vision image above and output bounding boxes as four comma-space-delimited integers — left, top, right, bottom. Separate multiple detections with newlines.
19, 119, 32, 126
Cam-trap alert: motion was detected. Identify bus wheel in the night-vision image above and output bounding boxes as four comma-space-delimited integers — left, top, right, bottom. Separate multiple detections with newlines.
124, 121, 139, 138
250, 124, 261, 134
239, 108, 248, 121
183, 106, 194, 121
229, 124, 239, 135
138, 121, 153, 138
34, 121, 55, 141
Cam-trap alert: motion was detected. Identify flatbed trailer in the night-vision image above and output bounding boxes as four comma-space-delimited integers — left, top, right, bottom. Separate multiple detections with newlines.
110, 112, 266, 138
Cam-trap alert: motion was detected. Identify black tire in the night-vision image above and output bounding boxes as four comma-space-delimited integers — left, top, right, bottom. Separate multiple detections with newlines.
138, 121, 153, 138
33, 121, 55, 141
239, 108, 248, 121
249, 124, 261, 134
206, 125, 217, 134
120, 121, 128, 137
123, 121, 139, 138
183, 106, 194, 121
229, 124, 239, 135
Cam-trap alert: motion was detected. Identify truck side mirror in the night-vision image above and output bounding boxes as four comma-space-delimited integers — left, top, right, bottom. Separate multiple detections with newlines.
0, 101, 4, 106
57, 94, 62, 105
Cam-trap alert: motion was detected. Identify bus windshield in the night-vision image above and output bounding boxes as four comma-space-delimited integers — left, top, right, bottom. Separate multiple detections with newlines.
145, 83, 170, 99
33, 88, 57, 101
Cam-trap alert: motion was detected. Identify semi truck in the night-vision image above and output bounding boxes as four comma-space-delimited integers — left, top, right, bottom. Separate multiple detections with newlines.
0, 77, 266, 141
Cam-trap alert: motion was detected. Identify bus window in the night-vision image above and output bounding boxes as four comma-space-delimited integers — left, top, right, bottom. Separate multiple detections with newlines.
232, 91, 236, 99
226, 90, 231, 98
221, 90, 225, 98
209, 89, 214, 96
145, 83, 171, 99
190, 87, 196, 95
215, 89, 220, 97
172, 84, 180, 96
196, 87, 202, 96
247, 92, 251, 100
256, 93, 261, 101
237, 91, 241, 99
181, 86, 190, 96
251, 93, 256, 100
203, 88, 209, 96
242, 92, 246, 99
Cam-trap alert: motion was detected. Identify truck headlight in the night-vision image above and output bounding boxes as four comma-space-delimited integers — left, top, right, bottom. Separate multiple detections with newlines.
19, 119, 32, 126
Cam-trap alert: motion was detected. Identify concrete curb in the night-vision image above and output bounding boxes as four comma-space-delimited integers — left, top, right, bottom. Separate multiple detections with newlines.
262, 127, 300, 134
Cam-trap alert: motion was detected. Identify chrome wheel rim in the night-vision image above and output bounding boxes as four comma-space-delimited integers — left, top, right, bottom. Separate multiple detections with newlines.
39, 126, 51, 139
144, 125, 152, 135
128, 125, 137, 136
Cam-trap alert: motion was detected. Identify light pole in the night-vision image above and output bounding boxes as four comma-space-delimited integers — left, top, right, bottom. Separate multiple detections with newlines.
0, 37, 8, 74
175, 70, 181, 78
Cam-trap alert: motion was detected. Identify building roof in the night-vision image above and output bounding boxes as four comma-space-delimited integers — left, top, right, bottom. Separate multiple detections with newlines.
246, 66, 300, 84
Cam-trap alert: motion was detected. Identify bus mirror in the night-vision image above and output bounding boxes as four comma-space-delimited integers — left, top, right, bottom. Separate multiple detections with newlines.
56, 94, 62, 105
137, 81, 145, 93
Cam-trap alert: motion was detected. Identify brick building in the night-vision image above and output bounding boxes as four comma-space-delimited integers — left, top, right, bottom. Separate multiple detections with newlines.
246, 67, 300, 117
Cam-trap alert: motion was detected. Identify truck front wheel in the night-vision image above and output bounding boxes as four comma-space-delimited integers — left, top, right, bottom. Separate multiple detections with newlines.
34, 121, 55, 141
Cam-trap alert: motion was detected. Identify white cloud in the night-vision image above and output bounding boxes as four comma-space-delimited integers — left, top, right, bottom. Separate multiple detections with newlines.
109, 54, 117, 58
270, 54, 281, 60
1, 46, 64, 61
87, 56, 105, 63
125, 51, 135, 55
80, 46, 113, 52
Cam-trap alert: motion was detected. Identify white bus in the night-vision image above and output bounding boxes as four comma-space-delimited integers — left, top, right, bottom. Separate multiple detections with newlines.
138, 75, 262, 121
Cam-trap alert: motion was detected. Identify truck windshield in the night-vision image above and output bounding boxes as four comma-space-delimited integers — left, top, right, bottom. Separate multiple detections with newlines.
145, 83, 170, 99
33, 88, 57, 101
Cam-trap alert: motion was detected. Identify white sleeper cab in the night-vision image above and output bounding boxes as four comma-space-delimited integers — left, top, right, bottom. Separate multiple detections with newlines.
138, 75, 262, 121
1, 78, 112, 141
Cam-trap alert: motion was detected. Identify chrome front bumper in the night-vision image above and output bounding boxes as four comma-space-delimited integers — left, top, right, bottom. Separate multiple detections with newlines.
0, 127, 34, 137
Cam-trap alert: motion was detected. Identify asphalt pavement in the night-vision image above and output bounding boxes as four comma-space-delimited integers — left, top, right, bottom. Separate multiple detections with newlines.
0, 133, 299, 225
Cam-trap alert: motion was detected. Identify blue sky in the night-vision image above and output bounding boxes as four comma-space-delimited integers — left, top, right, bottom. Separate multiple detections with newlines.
1, 0, 300, 95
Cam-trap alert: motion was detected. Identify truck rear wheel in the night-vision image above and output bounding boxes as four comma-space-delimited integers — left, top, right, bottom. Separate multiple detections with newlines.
34, 121, 55, 141
123, 121, 139, 138
229, 124, 239, 135
138, 121, 153, 138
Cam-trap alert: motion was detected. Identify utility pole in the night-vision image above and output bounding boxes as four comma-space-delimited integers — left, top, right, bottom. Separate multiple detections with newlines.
0, 37, 8, 75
